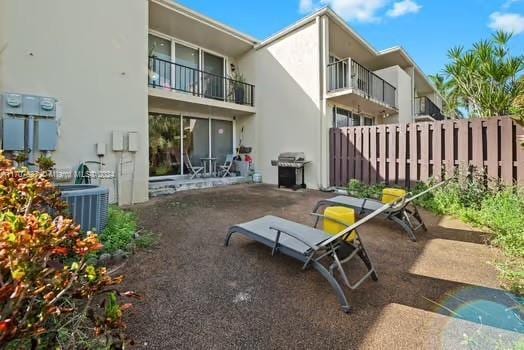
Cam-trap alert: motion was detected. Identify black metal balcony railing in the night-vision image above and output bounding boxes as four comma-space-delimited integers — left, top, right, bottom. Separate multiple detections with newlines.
327, 58, 397, 108
148, 56, 255, 107
415, 96, 445, 120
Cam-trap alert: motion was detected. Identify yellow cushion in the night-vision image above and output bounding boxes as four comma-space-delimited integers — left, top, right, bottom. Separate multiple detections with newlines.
323, 206, 357, 242
381, 188, 407, 204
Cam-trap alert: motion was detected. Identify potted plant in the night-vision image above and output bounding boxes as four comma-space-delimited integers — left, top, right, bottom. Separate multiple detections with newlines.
230, 71, 246, 104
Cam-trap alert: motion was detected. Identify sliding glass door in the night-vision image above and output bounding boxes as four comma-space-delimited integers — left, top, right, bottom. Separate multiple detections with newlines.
149, 113, 234, 177
148, 113, 181, 176
211, 120, 233, 165
202, 52, 225, 100
183, 117, 209, 168
148, 34, 172, 88
174, 43, 199, 94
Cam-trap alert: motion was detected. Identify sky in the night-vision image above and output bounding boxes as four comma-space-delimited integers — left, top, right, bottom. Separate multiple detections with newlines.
176, 0, 524, 77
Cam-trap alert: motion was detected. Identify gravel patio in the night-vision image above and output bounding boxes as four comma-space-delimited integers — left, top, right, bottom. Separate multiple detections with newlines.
121, 184, 523, 349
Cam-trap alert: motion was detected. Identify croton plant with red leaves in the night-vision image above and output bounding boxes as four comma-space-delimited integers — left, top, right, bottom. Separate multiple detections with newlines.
0, 154, 138, 348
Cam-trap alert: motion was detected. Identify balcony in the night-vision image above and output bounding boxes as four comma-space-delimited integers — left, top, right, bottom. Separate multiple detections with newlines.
148, 56, 255, 117
327, 58, 397, 114
415, 96, 445, 121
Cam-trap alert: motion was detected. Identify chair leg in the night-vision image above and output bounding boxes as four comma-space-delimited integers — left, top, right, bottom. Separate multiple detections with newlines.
356, 242, 378, 281
412, 205, 427, 231
311, 261, 351, 313
390, 214, 417, 242
312, 201, 327, 228
224, 228, 236, 246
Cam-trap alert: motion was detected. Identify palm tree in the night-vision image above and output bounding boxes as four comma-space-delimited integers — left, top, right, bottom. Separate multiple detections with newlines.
429, 73, 463, 119
439, 31, 523, 118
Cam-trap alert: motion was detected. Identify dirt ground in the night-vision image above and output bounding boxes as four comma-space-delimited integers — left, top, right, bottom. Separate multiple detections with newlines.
120, 184, 523, 350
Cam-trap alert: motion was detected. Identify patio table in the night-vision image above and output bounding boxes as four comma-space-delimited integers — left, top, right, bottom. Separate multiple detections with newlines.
200, 157, 217, 177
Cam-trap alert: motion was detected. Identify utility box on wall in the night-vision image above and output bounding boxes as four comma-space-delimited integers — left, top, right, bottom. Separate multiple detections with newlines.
37, 119, 58, 151
0, 92, 58, 156
2, 118, 25, 151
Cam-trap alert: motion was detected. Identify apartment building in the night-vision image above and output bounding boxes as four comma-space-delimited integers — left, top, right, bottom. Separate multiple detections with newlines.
0, 0, 444, 203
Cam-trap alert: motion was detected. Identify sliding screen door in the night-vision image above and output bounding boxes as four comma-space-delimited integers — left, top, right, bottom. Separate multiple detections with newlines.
182, 117, 209, 172
211, 120, 233, 165
202, 52, 224, 100
174, 43, 199, 94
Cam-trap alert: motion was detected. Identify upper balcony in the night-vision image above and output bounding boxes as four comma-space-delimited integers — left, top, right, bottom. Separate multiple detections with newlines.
148, 0, 256, 116
415, 96, 445, 121
326, 58, 397, 115
148, 55, 255, 106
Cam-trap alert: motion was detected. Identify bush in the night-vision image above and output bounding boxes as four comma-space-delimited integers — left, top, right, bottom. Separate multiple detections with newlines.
0, 153, 137, 348
101, 207, 154, 254
102, 207, 138, 253
347, 179, 386, 199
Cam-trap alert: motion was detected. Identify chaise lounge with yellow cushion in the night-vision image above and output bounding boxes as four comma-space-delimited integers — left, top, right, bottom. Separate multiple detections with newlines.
312, 181, 447, 241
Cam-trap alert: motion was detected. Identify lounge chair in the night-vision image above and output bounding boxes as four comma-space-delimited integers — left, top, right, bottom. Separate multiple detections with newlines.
218, 154, 234, 178
225, 201, 399, 313
312, 181, 447, 241
183, 152, 204, 179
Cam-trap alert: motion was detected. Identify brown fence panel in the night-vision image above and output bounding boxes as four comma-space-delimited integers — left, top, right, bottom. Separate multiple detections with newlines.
329, 117, 523, 188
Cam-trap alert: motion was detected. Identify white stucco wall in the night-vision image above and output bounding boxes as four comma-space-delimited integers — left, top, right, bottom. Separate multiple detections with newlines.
234, 50, 258, 164
252, 21, 322, 188
375, 65, 414, 124
0, 0, 149, 204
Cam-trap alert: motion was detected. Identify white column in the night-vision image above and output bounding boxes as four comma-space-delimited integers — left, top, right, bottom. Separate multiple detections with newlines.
319, 15, 330, 189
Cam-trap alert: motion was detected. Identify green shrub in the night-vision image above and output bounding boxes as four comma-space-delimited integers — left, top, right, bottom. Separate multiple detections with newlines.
475, 187, 524, 257
101, 207, 155, 254
101, 207, 139, 253
347, 179, 386, 199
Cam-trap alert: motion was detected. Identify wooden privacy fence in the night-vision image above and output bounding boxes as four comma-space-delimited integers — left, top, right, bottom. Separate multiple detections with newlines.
329, 117, 524, 188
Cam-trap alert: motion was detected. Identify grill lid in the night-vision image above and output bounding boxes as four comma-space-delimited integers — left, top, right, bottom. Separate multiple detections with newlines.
277, 152, 305, 162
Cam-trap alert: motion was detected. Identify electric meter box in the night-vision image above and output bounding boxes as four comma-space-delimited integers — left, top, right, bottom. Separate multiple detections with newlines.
37, 119, 57, 151
39, 97, 56, 117
2, 117, 25, 151
1, 93, 57, 118
22, 95, 40, 116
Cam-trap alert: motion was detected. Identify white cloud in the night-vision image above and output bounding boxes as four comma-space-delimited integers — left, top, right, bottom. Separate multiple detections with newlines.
299, 0, 315, 13
502, 0, 520, 10
489, 12, 524, 35
386, 0, 422, 17
324, 0, 389, 22
298, 0, 389, 22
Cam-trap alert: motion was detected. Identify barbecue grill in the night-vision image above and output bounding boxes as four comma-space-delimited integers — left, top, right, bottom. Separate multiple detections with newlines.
271, 152, 310, 190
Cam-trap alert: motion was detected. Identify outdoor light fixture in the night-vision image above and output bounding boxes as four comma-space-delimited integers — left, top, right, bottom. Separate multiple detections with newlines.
149, 71, 159, 81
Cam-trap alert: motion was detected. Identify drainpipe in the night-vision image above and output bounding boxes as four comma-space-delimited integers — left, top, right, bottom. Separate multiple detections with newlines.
318, 15, 329, 190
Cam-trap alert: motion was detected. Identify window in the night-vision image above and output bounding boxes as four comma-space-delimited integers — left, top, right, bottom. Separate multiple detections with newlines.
363, 117, 374, 126
333, 107, 360, 128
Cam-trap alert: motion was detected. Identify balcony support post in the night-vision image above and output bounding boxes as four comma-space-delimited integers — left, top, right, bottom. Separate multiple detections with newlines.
346, 57, 352, 90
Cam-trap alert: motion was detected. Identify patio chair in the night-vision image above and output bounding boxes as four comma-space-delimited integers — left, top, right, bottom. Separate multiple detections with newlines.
218, 154, 234, 178
312, 180, 448, 242
183, 152, 204, 179
225, 201, 400, 313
